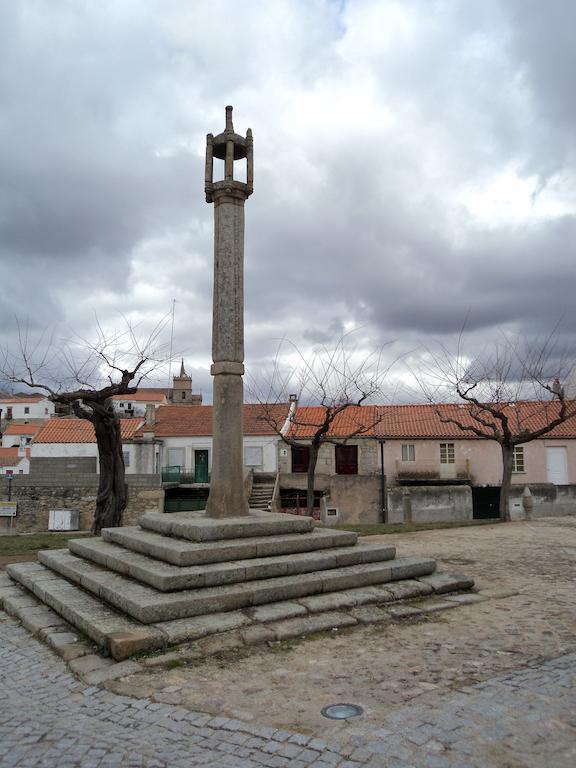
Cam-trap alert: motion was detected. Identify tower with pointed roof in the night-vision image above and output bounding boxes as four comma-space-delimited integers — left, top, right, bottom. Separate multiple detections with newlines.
170, 360, 202, 405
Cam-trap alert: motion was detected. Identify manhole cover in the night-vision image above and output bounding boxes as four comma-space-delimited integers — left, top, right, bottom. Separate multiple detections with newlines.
321, 703, 364, 720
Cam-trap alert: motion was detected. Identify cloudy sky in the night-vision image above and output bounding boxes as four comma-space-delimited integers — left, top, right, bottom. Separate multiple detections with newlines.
1, 0, 575, 401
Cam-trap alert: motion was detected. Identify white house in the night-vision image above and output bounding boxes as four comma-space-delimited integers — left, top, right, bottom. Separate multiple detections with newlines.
0, 447, 30, 475
111, 388, 170, 417
0, 395, 55, 422
135, 403, 289, 480
30, 417, 152, 474
2, 421, 45, 449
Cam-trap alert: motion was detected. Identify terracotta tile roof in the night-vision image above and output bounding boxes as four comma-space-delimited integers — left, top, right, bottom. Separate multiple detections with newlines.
111, 388, 169, 403
286, 401, 576, 440
137, 404, 290, 438
0, 447, 25, 466
34, 418, 143, 444
0, 395, 48, 404
3, 422, 45, 435
287, 406, 387, 439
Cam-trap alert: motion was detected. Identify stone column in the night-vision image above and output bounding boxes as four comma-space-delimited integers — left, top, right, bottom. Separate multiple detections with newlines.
204, 107, 253, 518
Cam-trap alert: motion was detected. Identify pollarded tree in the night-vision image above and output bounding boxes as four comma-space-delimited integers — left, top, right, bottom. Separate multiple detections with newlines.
1, 319, 169, 533
420, 331, 576, 521
251, 335, 391, 516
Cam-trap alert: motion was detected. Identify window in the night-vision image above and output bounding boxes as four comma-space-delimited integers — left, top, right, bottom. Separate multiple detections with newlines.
24, 407, 29, 414
123, 451, 131, 467
401, 444, 415, 461
244, 446, 263, 467
44, 408, 48, 415
119, 403, 124, 408
291, 445, 310, 473
512, 446, 525, 473
181, 391, 186, 400
335, 444, 358, 475
440, 443, 455, 464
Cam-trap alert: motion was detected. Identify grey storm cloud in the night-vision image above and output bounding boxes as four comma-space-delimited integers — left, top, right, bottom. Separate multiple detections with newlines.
0, 0, 575, 397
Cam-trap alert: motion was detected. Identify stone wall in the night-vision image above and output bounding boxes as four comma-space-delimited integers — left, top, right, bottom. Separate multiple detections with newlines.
387, 485, 473, 524
278, 439, 380, 476
279, 473, 383, 524
508, 484, 576, 519
2, 473, 163, 534
29, 457, 98, 474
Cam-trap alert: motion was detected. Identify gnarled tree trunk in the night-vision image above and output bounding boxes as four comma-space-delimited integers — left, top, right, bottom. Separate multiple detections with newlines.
306, 442, 321, 517
74, 398, 127, 534
92, 401, 127, 534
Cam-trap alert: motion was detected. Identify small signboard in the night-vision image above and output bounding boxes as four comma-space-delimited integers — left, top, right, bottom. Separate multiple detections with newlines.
0, 501, 17, 517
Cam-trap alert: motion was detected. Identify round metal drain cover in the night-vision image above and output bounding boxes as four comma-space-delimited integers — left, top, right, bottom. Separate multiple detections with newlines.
321, 703, 364, 720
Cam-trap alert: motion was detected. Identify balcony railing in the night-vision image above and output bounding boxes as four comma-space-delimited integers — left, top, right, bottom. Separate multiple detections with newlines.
161, 466, 209, 484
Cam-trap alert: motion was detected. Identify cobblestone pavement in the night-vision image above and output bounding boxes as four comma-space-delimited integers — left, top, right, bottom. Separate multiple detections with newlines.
1, 610, 575, 767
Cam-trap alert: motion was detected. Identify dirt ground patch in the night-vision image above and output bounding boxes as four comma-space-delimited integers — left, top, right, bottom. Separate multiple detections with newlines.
0, 553, 38, 569
108, 517, 576, 742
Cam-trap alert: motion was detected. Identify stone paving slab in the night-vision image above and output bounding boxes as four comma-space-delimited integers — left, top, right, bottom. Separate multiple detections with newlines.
139, 509, 314, 541
69, 536, 397, 592
103, 525, 359, 565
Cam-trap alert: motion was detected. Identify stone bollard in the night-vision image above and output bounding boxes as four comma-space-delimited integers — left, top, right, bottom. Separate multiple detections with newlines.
522, 486, 533, 520
402, 487, 413, 525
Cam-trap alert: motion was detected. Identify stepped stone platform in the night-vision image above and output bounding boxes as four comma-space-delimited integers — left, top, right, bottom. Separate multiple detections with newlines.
4, 510, 475, 661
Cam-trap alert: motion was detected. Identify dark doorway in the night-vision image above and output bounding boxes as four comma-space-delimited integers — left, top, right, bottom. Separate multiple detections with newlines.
472, 486, 501, 520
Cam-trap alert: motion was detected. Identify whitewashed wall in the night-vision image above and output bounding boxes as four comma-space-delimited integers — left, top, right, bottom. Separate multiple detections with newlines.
0, 399, 54, 420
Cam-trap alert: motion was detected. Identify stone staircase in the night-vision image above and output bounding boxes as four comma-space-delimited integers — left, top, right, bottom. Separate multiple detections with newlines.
5, 510, 474, 661
248, 482, 275, 510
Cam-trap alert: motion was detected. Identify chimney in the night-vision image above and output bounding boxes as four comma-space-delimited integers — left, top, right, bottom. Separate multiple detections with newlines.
281, 395, 299, 435
145, 403, 156, 426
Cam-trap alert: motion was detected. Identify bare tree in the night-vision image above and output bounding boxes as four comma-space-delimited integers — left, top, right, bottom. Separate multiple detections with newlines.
250, 335, 391, 516
419, 330, 576, 521
1, 318, 169, 533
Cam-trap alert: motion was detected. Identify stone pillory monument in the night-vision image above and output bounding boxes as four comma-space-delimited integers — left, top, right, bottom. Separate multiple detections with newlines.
2, 107, 474, 663
204, 105, 253, 519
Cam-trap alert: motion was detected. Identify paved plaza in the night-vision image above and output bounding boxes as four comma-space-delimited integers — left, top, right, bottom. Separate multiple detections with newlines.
2, 518, 576, 767
1, 613, 574, 767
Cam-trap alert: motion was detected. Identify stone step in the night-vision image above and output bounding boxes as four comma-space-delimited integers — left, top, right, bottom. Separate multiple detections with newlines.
5, 560, 472, 662
36, 549, 436, 624
139, 509, 314, 541
5, 561, 164, 659
68, 537, 397, 592
103, 526, 358, 566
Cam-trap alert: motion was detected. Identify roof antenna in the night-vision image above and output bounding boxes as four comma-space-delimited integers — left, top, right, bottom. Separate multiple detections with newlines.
167, 299, 176, 387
